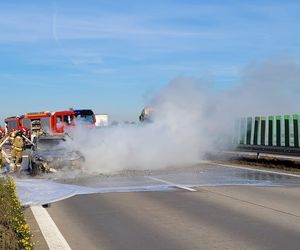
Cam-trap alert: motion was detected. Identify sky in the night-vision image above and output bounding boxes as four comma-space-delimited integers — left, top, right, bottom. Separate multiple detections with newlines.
1, 0, 300, 122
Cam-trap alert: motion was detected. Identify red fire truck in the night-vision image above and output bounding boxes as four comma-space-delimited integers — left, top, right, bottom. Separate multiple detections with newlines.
4, 116, 23, 133
5, 116, 31, 145
5, 110, 76, 138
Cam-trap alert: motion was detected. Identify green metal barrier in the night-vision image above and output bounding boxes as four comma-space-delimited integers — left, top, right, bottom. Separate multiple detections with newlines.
261, 117, 266, 146
293, 114, 299, 147
284, 115, 290, 147
268, 116, 274, 146
276, 116, 281, 146
237, 114, 300, 150
253, 117, 260, 145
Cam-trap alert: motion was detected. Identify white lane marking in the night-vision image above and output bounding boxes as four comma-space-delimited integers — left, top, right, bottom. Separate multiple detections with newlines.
148, 176, 196, 192
210, 162, 300, 178
31, 206, 71, 250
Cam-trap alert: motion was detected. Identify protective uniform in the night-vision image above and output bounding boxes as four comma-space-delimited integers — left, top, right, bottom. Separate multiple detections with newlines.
0, 128, 3, 140
0, 147, 6, 169
12, 132, 24, 173
10, 131, 16, 144
9, 131, 17, 173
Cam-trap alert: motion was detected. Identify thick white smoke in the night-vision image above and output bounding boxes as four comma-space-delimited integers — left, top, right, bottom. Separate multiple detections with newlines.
70, 57, 300, 174
229, 57, 300, 116
71, 79, 217, 173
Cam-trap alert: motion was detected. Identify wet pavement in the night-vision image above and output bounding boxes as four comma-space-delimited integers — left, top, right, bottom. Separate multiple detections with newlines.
13, 161, 300, 206
56, 162, 300, 188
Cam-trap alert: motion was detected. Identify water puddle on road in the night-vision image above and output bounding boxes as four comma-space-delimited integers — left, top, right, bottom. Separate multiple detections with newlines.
13, 162, 300, 206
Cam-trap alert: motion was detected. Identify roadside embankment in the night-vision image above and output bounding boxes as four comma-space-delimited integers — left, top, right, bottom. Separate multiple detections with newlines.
0, 176, 33, 250
206, 151, 300, 175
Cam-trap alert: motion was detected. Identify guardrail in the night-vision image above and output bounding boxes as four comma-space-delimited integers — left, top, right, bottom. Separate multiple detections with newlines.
234, 114, 300, 157
236, 144, 300, 156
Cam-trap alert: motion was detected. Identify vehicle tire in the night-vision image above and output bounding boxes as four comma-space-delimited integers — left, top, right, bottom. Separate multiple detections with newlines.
30, 162, 41, 176
42, 203, 51, 208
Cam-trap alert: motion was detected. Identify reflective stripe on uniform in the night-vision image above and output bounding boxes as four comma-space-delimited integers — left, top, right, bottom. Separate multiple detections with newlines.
14, 147, 23, 152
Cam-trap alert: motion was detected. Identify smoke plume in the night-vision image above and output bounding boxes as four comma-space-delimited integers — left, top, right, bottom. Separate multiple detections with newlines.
70, 57, 300, 174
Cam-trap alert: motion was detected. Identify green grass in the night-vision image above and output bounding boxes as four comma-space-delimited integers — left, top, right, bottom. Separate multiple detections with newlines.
0, 177, 33, 250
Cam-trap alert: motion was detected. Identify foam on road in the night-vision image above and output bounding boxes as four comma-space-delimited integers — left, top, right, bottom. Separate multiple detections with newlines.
14, 162, 300, 206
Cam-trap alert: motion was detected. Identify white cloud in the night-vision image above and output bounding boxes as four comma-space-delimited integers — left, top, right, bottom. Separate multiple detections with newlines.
0, 3, 223, 43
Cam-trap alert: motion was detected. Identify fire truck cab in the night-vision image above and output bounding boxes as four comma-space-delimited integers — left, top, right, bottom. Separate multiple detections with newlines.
50, 110, 76, 133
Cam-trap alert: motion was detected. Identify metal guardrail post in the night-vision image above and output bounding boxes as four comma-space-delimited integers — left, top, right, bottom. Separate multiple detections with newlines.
268, 116, 274, 146
284, 115, 290, 147
261, 116, 266, 146
292, 114, 299, 148
253, 117, 259, 145
293, 114, 299, 148
276, 115, 281, 146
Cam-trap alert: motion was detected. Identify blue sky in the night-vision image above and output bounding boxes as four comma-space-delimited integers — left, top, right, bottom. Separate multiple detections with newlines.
1, 0, 300, 121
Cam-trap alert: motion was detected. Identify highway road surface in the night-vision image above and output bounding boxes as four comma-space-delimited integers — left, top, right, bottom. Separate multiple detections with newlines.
25, 162, 300, 250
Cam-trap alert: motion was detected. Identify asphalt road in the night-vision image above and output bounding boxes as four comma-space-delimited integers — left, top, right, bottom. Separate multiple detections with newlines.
44, 186, 300, 250
31, 162, 300, 250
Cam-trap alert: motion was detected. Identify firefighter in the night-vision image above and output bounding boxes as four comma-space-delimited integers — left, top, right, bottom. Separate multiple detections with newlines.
4, 123, 8, 137
11, 131, 24, 173
0, 127, 3, 140
9, 129, 16, 142
9, 130, 17, 173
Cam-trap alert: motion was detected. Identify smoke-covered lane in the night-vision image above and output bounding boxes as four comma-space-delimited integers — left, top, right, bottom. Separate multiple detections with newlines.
45, 186, 300, 250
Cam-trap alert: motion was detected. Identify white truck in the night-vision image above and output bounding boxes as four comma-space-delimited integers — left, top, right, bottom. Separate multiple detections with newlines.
95, 114, 109, 127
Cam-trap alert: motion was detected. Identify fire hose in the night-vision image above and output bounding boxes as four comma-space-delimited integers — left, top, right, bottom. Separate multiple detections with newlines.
22, 135, 35, 146
0, 136, 11, 164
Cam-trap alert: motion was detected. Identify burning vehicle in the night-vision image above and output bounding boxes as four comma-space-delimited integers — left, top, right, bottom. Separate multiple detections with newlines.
28, 134, 84, 176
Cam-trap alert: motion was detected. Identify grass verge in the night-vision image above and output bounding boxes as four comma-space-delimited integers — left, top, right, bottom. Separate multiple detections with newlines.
0, 176, 33, 250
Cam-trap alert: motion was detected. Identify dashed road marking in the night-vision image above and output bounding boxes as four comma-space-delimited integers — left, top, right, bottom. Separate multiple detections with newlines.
147, 176, 196, 192
31, 206, 71, 250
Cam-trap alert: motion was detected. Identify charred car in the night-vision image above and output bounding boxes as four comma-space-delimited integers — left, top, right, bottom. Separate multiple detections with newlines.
28, 134, 84, 175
